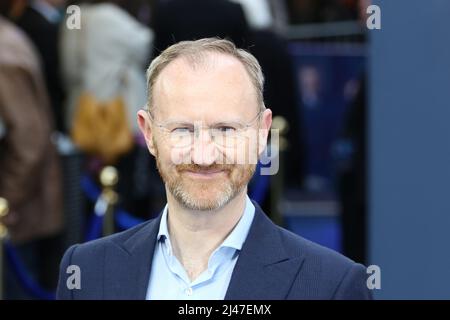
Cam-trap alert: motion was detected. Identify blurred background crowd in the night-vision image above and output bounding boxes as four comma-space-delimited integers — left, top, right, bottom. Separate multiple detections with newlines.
0, 0, 374, 299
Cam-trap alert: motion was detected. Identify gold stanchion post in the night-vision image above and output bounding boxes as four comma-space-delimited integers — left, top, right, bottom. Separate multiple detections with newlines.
0, 197, 9, 300
99, 166, 118, 237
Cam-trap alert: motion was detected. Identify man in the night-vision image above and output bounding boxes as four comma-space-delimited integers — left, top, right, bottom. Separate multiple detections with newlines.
57, 38, 371, 300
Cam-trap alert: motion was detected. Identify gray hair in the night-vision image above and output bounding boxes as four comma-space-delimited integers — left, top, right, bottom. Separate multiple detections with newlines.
146, 38, 265, 111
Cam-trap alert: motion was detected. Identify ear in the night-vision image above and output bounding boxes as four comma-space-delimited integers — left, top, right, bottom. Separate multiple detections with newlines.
137, 109, 157, 156
258, 108, 272, 156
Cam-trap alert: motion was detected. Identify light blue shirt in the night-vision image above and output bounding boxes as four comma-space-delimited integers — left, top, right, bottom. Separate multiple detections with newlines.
146, 196, 255, 300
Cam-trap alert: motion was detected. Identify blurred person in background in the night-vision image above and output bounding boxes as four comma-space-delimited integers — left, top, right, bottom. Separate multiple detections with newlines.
234, 0, 307, 198
337, 77, 366, 264
336, 0, 370, 264
151, 0, 250, 56
61, 0, 153, 142
0, 0, 63, 298
60, 0, 155, 218
286, 0, 358, 24
230, 0, 288, 34
13, 0, 68, 294
15, 0, 67, 133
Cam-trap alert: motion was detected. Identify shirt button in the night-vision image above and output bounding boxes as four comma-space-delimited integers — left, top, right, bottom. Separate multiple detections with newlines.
185, 287, 193, 296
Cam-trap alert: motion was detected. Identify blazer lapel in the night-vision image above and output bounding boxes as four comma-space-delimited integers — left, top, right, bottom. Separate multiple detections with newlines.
103, 214, 162, 300
225, 203, 305, 300
101, 202, 305, 299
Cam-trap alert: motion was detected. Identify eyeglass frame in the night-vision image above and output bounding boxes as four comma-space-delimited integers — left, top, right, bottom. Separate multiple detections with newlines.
144, 107, 264, 148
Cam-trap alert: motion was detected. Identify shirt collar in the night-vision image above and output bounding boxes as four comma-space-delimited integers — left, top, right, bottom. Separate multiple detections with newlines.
157, 204, 170, 242
157, 195, 255, 251
220, 196, 255, 250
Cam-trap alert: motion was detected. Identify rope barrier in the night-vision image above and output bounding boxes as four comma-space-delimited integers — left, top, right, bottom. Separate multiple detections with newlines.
3, 240, 55, 300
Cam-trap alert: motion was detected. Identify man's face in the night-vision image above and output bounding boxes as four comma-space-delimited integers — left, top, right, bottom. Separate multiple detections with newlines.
138, 53, 272, 211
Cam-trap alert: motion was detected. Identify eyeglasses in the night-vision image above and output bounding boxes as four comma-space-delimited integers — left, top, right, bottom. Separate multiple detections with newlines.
146, 109, 263, 148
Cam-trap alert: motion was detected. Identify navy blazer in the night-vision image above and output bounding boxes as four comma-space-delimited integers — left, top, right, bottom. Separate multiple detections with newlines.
57, 202, 372, 299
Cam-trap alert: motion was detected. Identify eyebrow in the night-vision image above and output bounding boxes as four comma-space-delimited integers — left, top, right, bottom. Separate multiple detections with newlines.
212, 120, 245, 126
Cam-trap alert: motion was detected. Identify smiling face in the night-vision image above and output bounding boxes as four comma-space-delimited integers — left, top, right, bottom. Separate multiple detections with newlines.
138, 52, 272, 211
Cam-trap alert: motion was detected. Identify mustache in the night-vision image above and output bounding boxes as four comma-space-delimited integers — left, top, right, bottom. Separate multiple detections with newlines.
175, 164, 234, 173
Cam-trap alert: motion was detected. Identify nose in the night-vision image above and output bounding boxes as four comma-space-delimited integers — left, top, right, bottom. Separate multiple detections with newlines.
191, 127, 218, 166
